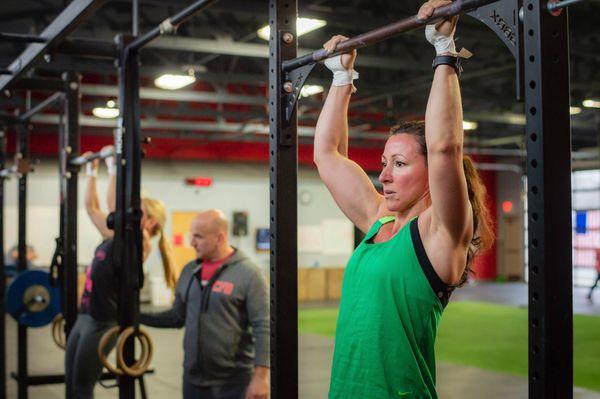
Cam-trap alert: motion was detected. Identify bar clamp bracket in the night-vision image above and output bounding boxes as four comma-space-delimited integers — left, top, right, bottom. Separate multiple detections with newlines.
467, 0, 523, 100
283, 63, 316, 125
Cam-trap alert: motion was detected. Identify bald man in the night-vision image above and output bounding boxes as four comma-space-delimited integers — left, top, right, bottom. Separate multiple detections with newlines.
141, 210, 270, 399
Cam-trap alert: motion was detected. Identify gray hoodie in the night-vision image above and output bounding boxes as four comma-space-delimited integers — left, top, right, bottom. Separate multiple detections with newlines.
140, 249, 269, 386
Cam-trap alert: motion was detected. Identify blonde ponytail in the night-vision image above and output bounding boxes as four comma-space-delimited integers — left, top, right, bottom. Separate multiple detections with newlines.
158, 228, 179, 290
141, 197, 180, 291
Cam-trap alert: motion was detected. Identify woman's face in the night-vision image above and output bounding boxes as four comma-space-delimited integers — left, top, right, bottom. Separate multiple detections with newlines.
378, 134, 429, 212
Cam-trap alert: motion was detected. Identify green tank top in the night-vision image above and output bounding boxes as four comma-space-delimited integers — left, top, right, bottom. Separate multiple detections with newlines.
329, 216, 450, 399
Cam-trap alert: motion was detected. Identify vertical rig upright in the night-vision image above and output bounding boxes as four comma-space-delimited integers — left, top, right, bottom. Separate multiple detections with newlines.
16, 122, 29, 399
523, 1, 573, 398
268, 0, 299, 398
61, 71, 81, 336
115, 34, 143, 399
0, 129, 6, 399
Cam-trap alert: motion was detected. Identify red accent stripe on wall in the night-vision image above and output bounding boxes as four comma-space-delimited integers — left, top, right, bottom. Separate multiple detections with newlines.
472, 169, 498, 280
8, 131, 498, 274
7, 132, 388, 171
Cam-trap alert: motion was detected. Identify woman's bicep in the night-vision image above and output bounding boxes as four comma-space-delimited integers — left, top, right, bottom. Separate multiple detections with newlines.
427, 149, 472, 242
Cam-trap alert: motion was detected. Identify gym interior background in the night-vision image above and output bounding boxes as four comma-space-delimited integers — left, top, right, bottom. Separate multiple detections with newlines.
1, 0, 599, 398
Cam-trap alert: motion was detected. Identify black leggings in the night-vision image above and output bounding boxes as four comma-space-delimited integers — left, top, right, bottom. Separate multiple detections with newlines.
590, 272, 600, 296
183, 379, 248, 399
65, 313, 116, 399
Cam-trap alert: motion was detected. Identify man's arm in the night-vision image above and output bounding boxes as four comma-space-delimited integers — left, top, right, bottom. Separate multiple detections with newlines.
244, 267, 270, 399
140, 282, 186, 328
246, 268, 269, 366
245, 365, 269, 399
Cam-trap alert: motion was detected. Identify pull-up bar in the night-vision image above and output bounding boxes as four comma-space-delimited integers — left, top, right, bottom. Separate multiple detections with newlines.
69, 147, 114, 166
0, 154, 34, 179
128, 0, 220, 51
282, 0, 498, 72
0, 33, 47, 44
0, 167, 16, 179
547, 0, 586, 12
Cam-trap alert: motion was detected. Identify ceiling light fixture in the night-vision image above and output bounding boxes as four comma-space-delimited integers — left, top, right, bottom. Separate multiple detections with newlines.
92, 107, 119, 119
569, 106, 582, 115
582, 99, 600, 109
154, 73, 196, 90
257, 18, 326, 41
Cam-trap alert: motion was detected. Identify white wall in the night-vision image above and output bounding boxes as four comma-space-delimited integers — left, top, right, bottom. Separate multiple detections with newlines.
571, 169, 600, 286
2, 158, 353, 279
495, 170, 526, 279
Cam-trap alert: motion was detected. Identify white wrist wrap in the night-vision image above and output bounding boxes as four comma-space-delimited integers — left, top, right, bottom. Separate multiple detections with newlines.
425, 24, 457, 56
85, 163, 97, 177
105, 156, 116, 176
324, 55, 359, 92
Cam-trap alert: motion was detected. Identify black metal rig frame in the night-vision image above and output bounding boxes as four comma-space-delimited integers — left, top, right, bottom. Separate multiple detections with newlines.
0, 127, 7, 399
0, 1, 106, 398
1, 0, 575, 397
270, 0, 572, 398
0, 116, 33, 399
0, 75, 90, 399
2, 0, 221, 397
112, 0, 219, 397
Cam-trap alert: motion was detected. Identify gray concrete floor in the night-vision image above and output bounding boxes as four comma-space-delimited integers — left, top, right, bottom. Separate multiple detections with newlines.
452, 281, 600, 316
5, 281, 600, 398
299, 333, 600, 399
5, 320, 600, 399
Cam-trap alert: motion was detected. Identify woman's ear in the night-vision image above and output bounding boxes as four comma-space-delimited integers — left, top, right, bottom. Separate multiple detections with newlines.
147, 219, 160, 236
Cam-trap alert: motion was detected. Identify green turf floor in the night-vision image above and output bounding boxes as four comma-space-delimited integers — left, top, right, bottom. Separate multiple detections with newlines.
298, 301, 600, 391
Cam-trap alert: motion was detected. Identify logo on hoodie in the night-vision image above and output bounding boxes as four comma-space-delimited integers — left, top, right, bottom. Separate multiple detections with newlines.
212, 280, 234, 295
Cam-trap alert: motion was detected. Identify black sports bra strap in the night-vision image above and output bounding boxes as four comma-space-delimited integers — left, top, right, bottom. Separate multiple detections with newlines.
410, 218, 453, 308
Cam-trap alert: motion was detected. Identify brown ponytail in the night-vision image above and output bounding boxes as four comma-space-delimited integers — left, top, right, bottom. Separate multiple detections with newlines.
460, 155, 495, 286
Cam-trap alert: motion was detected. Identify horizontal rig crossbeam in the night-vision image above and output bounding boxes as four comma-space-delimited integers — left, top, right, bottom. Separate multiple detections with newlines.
0, 0, 105, 92
19, 92, 64, 122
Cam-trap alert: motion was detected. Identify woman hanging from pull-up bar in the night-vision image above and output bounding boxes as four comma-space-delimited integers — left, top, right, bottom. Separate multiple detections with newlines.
64, 146, 178, 399
314, 1, 494, 398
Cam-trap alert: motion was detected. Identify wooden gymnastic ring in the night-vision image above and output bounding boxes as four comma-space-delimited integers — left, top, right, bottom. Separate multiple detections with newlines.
115, 326, 153, 377
98, 326, 123, 375
121, 328, 150, 371
51, 314, 66, 350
